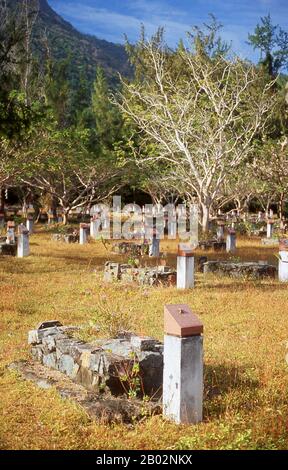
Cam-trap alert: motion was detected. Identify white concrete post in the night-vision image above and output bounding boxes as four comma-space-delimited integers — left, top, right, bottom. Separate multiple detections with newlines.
170, 220, 177, 239
168, 209, 177, 240
163, 304, 203, 424
79, 224, 89, 245
149, 236, 160, 257
102, 214, 110, 230
141, 214, 146, 243
6, 222, 15, 244
177, 244, 194, 289
216, 222, 225, 241
47, 211, 55, 225
279, 240, 288, 282
0, 213, 4, 229
216, 226, 224, 240
90, 216, 101, 240
267, 220, 274, 239
17, 224, 30, 258
226, 230, 236, 253
26, 217, 34, 234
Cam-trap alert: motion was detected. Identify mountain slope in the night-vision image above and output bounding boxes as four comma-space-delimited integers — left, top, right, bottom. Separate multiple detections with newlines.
9, 0, 132, 86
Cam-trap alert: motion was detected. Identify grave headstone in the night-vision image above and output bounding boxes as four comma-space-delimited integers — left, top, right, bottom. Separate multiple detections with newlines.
90, 214, 101, 240
226, 229, 236, 253
149, 237, 160, 257
216, 221, 225, 241
163, 304, 203, 424
0, 212, 4, 229
47, 210, 56, 225
26, 216, 34, 234
79, 223, 90, 245
279, 239, 288, 282
102, 213, 110, 231
267, 219, 274, 239
177, 244, 194, 289
6, 221, 15, 244
149, 225, 160, 257
166, 209, 177, 240
17, 224, 30, 258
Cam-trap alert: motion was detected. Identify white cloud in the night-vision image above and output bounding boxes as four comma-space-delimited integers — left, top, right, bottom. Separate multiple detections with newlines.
49, 1, 192, 44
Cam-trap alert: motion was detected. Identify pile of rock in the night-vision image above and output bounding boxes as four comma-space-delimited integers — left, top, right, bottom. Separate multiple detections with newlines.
0, 222, 30, 257
0, 243, 17, 256
198, 239, 226, 252
28, 321, 163, 397
51, 232, 79, 244
112, 242, 149, 256
104, 262, 176, 286
203, 260, 276, 279
261, 238, 279, 246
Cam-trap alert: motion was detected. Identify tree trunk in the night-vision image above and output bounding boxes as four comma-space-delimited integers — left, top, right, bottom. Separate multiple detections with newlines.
201, 202, 210, 233
234, 198, 241, 211
52, 196, 58, 219
265, 200, 270, 217
35, 209, 41, 224
279, 193, 285, 221
0, 186, 5, 213
63, 212, 68, 225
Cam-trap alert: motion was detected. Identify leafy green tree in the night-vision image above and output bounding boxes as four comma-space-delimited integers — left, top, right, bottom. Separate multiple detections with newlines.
44, 56, 71, 129
0, 0, 42, 210
92, 67, 124, 153
248, 14, 288, 76
71, 67, 92, 126
20, 123, 123, 224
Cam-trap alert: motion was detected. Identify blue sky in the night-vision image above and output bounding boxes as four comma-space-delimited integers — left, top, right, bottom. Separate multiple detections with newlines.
49, 0, 288, 61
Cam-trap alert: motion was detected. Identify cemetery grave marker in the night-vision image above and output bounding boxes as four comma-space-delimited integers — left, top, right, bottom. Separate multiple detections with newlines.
26, 215, 34, 234
79, 223, 90, 245
177, 244, 195, 289
226, 229, 237, 253
267, 219, 274, 239
278, 239, 288, 282
17, 224, 30, 258
6, 221, 15, 244
163, 304, 203, 424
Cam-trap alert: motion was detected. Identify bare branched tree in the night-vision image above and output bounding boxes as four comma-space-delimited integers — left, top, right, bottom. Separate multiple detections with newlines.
115, 28, 276, 231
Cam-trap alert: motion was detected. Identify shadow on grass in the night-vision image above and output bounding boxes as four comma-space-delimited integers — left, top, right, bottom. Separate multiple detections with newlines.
204, 363, 260, 418
196, 278, 288, 292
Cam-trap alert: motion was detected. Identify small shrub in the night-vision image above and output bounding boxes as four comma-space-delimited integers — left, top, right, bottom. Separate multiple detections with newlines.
115, 353, 143, 399
91, 296, 133, 337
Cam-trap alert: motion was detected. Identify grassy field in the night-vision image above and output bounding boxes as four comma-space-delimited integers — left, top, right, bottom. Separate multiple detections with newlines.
0, 231, 288, 450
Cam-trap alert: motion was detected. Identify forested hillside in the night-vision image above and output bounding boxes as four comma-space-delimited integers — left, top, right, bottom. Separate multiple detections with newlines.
7, 0, 132, 89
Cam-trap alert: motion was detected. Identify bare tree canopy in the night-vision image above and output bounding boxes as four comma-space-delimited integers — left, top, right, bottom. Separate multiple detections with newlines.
116, 25, 277, 230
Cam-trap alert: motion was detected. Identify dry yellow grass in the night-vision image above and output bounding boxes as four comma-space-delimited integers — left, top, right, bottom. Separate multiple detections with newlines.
0, 231, 288, 450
